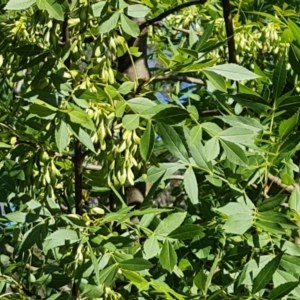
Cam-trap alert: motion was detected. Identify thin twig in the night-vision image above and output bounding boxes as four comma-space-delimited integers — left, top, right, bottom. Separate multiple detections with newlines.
172, 26, 202, 36
84, 0, 208, 44
141, 0, 208, 30
153, 74, 205, 85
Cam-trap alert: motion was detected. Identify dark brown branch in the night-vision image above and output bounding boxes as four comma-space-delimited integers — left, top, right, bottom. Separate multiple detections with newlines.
62, 7, 81, 298
140, 0, 208, 30
62, 15, 83, 218
222, 0, 237, 64
153, 74, 205, 85
73, 141, 84, 216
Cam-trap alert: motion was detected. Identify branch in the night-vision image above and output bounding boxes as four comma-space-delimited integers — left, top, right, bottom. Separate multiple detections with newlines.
141, 0, 208, 30
62, 6, 81, 298
267, 173, 296, 193
172, 26, 202, 36
83, 161, 102, 171
200, 109, 220, 117
83, 1, 208, 43
153, 74, 205, 85
222, 0, 237, 64
62, 15, 83, 218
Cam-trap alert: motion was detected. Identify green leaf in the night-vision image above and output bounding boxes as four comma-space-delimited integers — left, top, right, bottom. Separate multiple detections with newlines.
223, 214, 253, 235
141, 173, 165, 207
74, 88, 104, 102
178, 47, 198, 59
202, 70, 227, 92
127, 97, 156, 113
289, 43, 300, 76
5, 212, 27, 223
45, 0, 64, 21
46, 229, 80, 242
155, 212, 187, 237
272, 55, 286, 100
36, 0, 45, 9
120, 14, 139, 37
281, 240, 300, 257
120, 258, 153, 271
143, 235, 160, 259
194, 270, 207, 292
268, 281, 299, 300
289, 20, 300, 42
69, 123, 95, 153
183, 127, 212, 172
219, 127, 254, 144
0, 142, 11, 149
99, 12, 120, 34
122, 114, 140, 130
187, 105, 199, 120
92, 1, 106, 17
281, 254, 300, 274
126, 4, 149, 18
118, 81, 135, 95
122, 270, 149, 291
13, 44, 44, 56
153, 107, 190, 125
184, 167, 198, 204
282, 28, 295, 43
157, 124, 189, 162
160, 240, 177, 272
4, 0, 35, 10
87, 242, 101, 285
216, 202, 253, 216
258, 194, 287, 212
55, 119, 69, 153
189, 142, 213, 173
202, 122, 222, 135
189, 26, 198, 47
273, 270, 297, 288
196, 22, 214, 51
68, 110, 95, 131
190, 125, 202, 145
231, 94, 270, 114
18, 223, 46, 253
279, 113, 299, 139
249, 11, 284, 24
143, 163, 182, 183
255, 220, 286, 234
258, 212, 297, 231
220, 140, 248, 166
99, 264, 118, 285
289, 185, 300, 215
205, 137, 220, 161
253, 61, 269, 83
140, 121, 154, 161
252, 252, 283, 294
206, 64, 260, 81
80, 284, 103, 298
116, 99, 127, 117
168, 225, 204, 240
150, 280, 185, 300
278, 95, 300, 110
29, 101, 57, 119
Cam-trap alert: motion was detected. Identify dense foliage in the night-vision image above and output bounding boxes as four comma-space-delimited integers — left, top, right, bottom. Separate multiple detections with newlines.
2, 0, 300, 299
